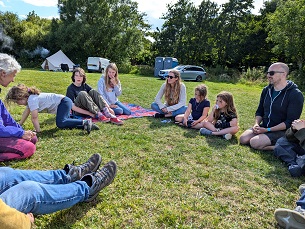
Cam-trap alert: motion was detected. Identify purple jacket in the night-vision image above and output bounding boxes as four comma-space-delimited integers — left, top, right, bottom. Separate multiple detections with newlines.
0, 100, 24, 138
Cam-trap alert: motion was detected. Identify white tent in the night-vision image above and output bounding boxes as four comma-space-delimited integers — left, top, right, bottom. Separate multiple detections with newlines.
41, 50, 75, 71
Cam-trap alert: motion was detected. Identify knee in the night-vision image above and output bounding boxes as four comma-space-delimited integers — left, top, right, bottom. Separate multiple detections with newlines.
239, 134, 249, 145
151, 103, 157, 110
78, 91, 88, 98
0, 167, 15, 180
249, 138, 262, 150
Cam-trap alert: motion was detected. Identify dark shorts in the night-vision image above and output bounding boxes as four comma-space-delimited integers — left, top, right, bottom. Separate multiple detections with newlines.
265, 130, 286, 145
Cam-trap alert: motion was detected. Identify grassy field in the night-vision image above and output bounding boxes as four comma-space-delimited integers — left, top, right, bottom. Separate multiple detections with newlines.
1, 70, 304, 229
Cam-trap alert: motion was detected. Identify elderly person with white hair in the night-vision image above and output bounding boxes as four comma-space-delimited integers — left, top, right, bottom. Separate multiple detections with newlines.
0, 53, 37, 161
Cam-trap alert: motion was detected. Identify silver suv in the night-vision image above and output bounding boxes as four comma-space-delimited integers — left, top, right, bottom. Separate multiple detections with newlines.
158, 65, 206, 81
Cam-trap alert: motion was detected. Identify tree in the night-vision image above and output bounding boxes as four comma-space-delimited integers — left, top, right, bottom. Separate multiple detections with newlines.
268, 0, 305, 72
54, 0, 150, 64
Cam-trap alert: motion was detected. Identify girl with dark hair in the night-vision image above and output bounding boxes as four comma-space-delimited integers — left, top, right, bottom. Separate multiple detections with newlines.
66, 68, 123, 125
175, 84, 210, 129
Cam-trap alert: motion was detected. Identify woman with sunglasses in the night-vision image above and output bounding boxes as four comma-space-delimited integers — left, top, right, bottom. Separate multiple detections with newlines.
151, 70, 187, 118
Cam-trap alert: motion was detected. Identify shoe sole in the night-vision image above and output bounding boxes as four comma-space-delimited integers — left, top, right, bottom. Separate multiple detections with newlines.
85, 161, 117, 202
111, 121, 123, 125
274, 208, 305, 229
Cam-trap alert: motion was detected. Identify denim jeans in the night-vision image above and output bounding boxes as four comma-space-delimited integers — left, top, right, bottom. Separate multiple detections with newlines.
151, 102, 187, 117
0, 167, 89, 214
274, 136, 305, 165
112, 101, 131, 115
297, 189, 305, 209
56, 97, 84, 129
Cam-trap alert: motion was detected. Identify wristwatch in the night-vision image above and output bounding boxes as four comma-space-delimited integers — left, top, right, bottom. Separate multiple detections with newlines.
267, 128, 271, 132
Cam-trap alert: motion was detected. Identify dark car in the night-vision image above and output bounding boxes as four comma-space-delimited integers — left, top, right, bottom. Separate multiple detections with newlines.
158, 65, 207, 81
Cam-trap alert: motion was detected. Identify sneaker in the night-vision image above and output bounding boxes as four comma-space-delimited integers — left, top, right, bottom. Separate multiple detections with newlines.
299, 184, 305, 195
98, 112, 110, 123
110, 117, 123, 125
91, 123, 100, 130
288, 164, 303, 177
154, 113, 165, 118
63, 153, 102, 182
199, 128, 212, 136
223, 133, 232, 140
81, 161, 117, 202
275, 207, 305, 229
83, 119, 93, 134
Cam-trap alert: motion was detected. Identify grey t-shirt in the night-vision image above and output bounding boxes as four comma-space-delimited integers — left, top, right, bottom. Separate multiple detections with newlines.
27, 93, 65, 114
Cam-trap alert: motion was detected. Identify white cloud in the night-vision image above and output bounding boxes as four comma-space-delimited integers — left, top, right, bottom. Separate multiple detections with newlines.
22, 0, 57, 7
0, 1, 5, 7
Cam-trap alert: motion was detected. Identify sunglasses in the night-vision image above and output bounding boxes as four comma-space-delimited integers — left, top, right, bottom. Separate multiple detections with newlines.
168, 75, 177, 79
266, 71, 284, 76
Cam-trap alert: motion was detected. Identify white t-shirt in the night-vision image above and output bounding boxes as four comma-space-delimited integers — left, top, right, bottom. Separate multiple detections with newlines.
27, 93, 65, 114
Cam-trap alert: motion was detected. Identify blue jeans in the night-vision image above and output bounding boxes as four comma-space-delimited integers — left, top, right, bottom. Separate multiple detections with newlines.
0, 167, 89, 214
56, 97, 84, 129
297, 190, 305, 209
274, 136, 305, 165
112, 101, 131, 115
151, 102, 187, 117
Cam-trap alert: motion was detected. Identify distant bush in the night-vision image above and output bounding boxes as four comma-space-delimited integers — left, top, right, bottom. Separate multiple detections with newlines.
206, 65, 240, 82
241, 67, 266, 81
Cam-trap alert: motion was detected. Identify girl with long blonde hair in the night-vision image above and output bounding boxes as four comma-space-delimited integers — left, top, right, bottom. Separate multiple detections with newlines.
151, 70, 187, 118
97, 63, 131, 115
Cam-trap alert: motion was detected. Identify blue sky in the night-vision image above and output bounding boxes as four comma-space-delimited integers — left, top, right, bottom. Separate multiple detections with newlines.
1, 0, 264, 30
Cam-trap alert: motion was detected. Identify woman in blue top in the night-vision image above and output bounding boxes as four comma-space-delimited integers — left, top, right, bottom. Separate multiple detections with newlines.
175, 84, 210, 129
0, 53, 37, 162
97, 63, 131, 115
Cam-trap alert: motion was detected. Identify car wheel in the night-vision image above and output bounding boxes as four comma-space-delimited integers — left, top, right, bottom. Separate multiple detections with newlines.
196, 75, 203, 82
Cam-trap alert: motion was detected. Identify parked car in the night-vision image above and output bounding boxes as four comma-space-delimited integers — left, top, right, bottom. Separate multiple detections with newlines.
158, 65, 206, 81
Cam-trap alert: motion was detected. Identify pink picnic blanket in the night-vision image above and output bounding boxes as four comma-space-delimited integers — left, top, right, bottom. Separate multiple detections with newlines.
116, 103, 157, 120
74, 104, 156, 121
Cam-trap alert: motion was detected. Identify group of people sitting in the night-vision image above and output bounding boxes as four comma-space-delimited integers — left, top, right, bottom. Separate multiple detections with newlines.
1, 52, 305, 228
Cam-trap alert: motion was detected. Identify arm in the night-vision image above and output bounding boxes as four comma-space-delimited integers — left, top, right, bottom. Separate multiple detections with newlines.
113, 80, 122, 97
182, 103, 192, 126
0, 199, 32, 229
97, 77, 111, 105
283, 90, 304, 128
154, 83, 166, 109
30, 109, 40, 132
19, 107, 31, 125
166, 84, 187, 112
0, 100, 24, 138
72, 105, 95, 118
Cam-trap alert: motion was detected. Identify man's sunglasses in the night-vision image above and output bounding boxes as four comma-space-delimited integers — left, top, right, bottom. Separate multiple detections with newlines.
168, 75, 177, 79
266, 71, 284, 76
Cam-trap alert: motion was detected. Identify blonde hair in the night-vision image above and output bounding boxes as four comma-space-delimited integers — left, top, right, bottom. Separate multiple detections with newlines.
6, 84, 40, 103
104, 63, 119, 91
164, 70, 181, 106
213, 91, 237, 122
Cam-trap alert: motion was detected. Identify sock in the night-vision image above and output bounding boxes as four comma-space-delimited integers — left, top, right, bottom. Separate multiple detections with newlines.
103, 107, 116, 118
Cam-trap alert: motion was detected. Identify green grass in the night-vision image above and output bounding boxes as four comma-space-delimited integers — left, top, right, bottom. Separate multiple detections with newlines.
1, 70, 304, 228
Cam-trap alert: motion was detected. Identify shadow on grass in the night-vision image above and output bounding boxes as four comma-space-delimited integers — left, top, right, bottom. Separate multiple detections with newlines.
247, 146, 304, 192
36, 199, 99, 229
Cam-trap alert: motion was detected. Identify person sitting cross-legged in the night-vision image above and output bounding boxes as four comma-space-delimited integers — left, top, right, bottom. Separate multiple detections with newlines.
0, 153, 117, 229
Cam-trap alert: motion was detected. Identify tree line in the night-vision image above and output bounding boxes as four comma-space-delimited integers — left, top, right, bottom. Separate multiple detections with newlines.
0, 0, 305, 75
